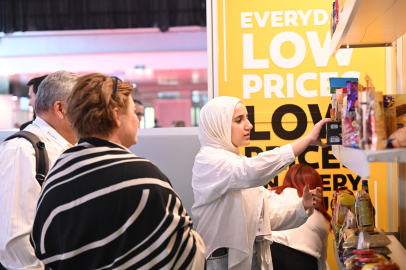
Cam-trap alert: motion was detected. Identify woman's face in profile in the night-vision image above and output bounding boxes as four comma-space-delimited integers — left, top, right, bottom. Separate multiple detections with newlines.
118, 98, 140, 148
231, 102, 253, 147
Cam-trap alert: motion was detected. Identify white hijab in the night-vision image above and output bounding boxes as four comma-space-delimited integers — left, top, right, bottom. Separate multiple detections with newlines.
198, 96, 241, 155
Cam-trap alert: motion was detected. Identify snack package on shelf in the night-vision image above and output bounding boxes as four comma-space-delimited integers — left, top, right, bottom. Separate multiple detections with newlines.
338, 209, 357, 249
331, 94, 337, 121
336, 193, 356, 227
395, 94, 406, 129
347, 81, 367, 149
341, 228, 391, 249
384, 95, 396, 139
357, 90, 368, 149
381, 94, 406, 130
329, 77, 353, 121
346, 80, 359, 112
329, 77, 357, 95
331, 187, 355, 243
384, 94, 406, 148
342, 210, 357, 230
388, 127, 406, 148
336, 88, 344, 121
342, 109, 357, 148
367, 88, 387, 150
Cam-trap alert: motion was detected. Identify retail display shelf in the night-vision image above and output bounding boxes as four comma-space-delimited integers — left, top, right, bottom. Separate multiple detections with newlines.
331, 145, 406, 178
330, 0, 406, 56
333, 236, 406, 270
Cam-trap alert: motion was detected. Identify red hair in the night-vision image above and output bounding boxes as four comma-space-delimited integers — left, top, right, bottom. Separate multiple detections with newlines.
271, 164, 332, 225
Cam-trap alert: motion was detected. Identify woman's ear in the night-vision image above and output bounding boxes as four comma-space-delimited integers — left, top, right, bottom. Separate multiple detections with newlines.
113, 107, 121, 127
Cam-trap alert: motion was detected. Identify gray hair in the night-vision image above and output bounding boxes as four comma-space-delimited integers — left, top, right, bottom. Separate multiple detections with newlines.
35, 71, 81, 115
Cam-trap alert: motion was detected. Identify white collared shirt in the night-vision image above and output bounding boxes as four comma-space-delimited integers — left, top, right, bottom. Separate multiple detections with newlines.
269, 188, 330, 270
0, 117, 71, 270
192, 144, 311, 270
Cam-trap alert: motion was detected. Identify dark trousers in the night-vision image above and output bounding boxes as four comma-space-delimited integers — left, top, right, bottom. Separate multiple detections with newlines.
0, 263, 6, 270
271, 242, 318, 270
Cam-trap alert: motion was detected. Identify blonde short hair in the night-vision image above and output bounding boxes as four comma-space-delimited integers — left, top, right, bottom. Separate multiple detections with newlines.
67, 73, 133, 138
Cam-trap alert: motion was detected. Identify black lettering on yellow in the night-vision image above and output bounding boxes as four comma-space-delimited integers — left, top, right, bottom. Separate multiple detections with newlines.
272, 104, 307, 140
246, 106, 271, 140
320, 174, 331, 191
322, 146, 340, 169
347, 174, 362, 190
333, 174, 347, 190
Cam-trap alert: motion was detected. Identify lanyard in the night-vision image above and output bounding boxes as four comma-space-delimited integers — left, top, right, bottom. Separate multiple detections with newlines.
32, 121, 69, 150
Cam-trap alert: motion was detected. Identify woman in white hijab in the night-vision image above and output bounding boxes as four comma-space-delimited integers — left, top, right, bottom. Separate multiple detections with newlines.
191, 96, 331, 270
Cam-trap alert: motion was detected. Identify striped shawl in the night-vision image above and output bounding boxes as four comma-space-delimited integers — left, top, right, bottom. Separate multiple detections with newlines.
30, 137, 205, 270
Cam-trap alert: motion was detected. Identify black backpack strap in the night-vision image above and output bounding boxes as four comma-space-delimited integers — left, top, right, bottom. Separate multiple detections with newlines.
4, 131, 49, 187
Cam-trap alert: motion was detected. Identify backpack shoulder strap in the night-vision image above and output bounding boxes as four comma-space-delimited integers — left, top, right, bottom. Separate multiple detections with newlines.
4, 131, 49, 187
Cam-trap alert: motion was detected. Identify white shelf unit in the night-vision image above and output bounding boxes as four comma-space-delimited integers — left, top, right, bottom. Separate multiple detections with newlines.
331, 145, 406, 248
330, 0, 406, 56
330, 0, 406, 251
332, 146, 406, 178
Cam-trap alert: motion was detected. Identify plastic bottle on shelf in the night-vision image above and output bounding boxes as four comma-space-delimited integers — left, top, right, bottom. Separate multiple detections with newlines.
354, 200, 360, 228
362, 180, 369, 194
356, 188, 374, 232
362, 180, 376, 227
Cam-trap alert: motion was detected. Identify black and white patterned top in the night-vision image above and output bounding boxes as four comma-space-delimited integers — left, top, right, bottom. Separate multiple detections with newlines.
30, 137, 205, 270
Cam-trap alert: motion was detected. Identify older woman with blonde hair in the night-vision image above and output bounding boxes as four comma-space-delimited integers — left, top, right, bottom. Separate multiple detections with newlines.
30, 73, 205, 270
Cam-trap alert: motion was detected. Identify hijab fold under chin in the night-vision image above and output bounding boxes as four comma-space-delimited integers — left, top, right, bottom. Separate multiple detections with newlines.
198, 96, 241, 155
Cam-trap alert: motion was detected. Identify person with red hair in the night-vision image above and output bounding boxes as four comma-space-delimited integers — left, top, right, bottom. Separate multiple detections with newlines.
269, 164, 331, 270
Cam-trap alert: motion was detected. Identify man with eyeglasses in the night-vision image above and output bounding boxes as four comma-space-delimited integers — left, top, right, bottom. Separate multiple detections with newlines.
133, 99, 145, 122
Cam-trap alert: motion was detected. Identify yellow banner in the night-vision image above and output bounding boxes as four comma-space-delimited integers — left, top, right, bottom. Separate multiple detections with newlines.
214, 0, 389, 268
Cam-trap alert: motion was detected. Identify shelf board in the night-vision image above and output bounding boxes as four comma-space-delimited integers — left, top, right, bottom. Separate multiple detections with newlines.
332, 145, 406, 178
330, 0, 406, 56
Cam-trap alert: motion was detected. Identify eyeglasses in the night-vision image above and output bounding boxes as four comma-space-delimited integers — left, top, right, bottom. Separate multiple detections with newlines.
111, 76, 122, 98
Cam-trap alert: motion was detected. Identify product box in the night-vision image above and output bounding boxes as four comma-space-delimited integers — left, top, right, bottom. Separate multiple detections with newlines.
329, 77, 358, 94
342, 110, 357, 148
394, 95, 406, 129
382, 94, 406, 131
327, 122, 342, 145
336, 101, 343, 121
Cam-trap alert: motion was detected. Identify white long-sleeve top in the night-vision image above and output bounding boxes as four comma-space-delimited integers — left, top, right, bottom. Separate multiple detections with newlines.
191, 145, 310, 270
269, 188, 330, 270
0, 117, 71, 270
